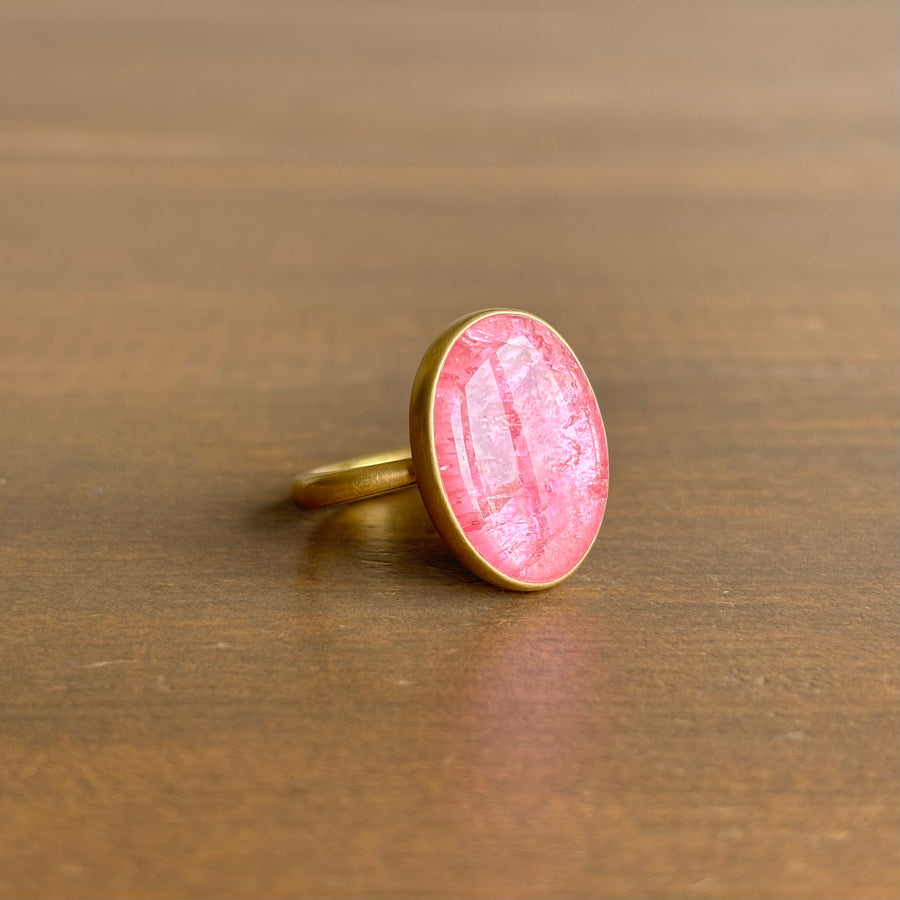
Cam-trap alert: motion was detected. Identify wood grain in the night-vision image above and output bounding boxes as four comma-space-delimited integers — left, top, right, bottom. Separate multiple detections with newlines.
1, 2, 897, 898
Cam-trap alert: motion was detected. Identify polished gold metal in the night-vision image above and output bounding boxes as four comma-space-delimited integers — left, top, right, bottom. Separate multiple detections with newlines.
293, 308, 595, 591
292, 450, 415, 509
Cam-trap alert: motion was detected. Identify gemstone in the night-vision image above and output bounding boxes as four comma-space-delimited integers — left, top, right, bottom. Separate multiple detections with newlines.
431, 312, 608, 585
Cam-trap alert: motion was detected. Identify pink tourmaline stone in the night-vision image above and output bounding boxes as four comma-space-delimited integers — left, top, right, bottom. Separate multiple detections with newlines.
432, 313, 608, 585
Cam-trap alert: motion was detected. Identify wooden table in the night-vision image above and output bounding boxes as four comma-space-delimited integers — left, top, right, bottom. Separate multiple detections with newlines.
1, 2, 897, 897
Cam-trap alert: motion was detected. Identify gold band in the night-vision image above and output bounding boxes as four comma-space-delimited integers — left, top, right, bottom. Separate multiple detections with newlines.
292, 449, 416, 509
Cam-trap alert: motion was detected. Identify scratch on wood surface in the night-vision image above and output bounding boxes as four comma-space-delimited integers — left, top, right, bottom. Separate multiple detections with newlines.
75, 659, 136, 669
688, 876, 719, 893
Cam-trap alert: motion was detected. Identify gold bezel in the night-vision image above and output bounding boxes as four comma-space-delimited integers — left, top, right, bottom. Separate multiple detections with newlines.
409, 308, 606, 592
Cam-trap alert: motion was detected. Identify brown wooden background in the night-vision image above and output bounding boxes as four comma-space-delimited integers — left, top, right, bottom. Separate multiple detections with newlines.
1, 2, 897, 898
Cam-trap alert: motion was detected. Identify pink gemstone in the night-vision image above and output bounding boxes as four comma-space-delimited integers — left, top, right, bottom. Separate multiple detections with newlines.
432, 312, 608, 585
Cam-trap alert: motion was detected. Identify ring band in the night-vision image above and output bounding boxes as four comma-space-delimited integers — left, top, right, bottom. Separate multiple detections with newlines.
292, 450, 416, 509
293, 309, 609, 591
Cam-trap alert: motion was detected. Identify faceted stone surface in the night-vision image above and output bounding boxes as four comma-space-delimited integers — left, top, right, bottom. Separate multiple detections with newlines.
432, 313, 608, 585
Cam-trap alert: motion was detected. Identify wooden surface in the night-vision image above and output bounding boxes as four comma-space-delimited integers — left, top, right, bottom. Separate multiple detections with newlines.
1, 2, 897, 898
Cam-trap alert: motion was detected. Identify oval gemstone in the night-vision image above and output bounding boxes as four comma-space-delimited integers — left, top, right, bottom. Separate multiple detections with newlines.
432, 312, 608, 586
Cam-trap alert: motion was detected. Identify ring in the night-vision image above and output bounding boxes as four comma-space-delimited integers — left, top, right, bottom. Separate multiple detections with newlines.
293, 309, 609, 591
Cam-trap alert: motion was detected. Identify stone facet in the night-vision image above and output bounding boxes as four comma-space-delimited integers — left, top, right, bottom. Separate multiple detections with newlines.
432, 312, 608, 585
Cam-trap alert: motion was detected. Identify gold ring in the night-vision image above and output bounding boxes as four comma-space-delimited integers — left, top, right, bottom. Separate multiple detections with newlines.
293, 309, 609, 591
292, 450, 416, 510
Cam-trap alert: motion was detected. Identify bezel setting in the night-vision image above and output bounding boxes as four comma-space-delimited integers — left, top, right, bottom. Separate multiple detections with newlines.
409, 308, 608, 591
